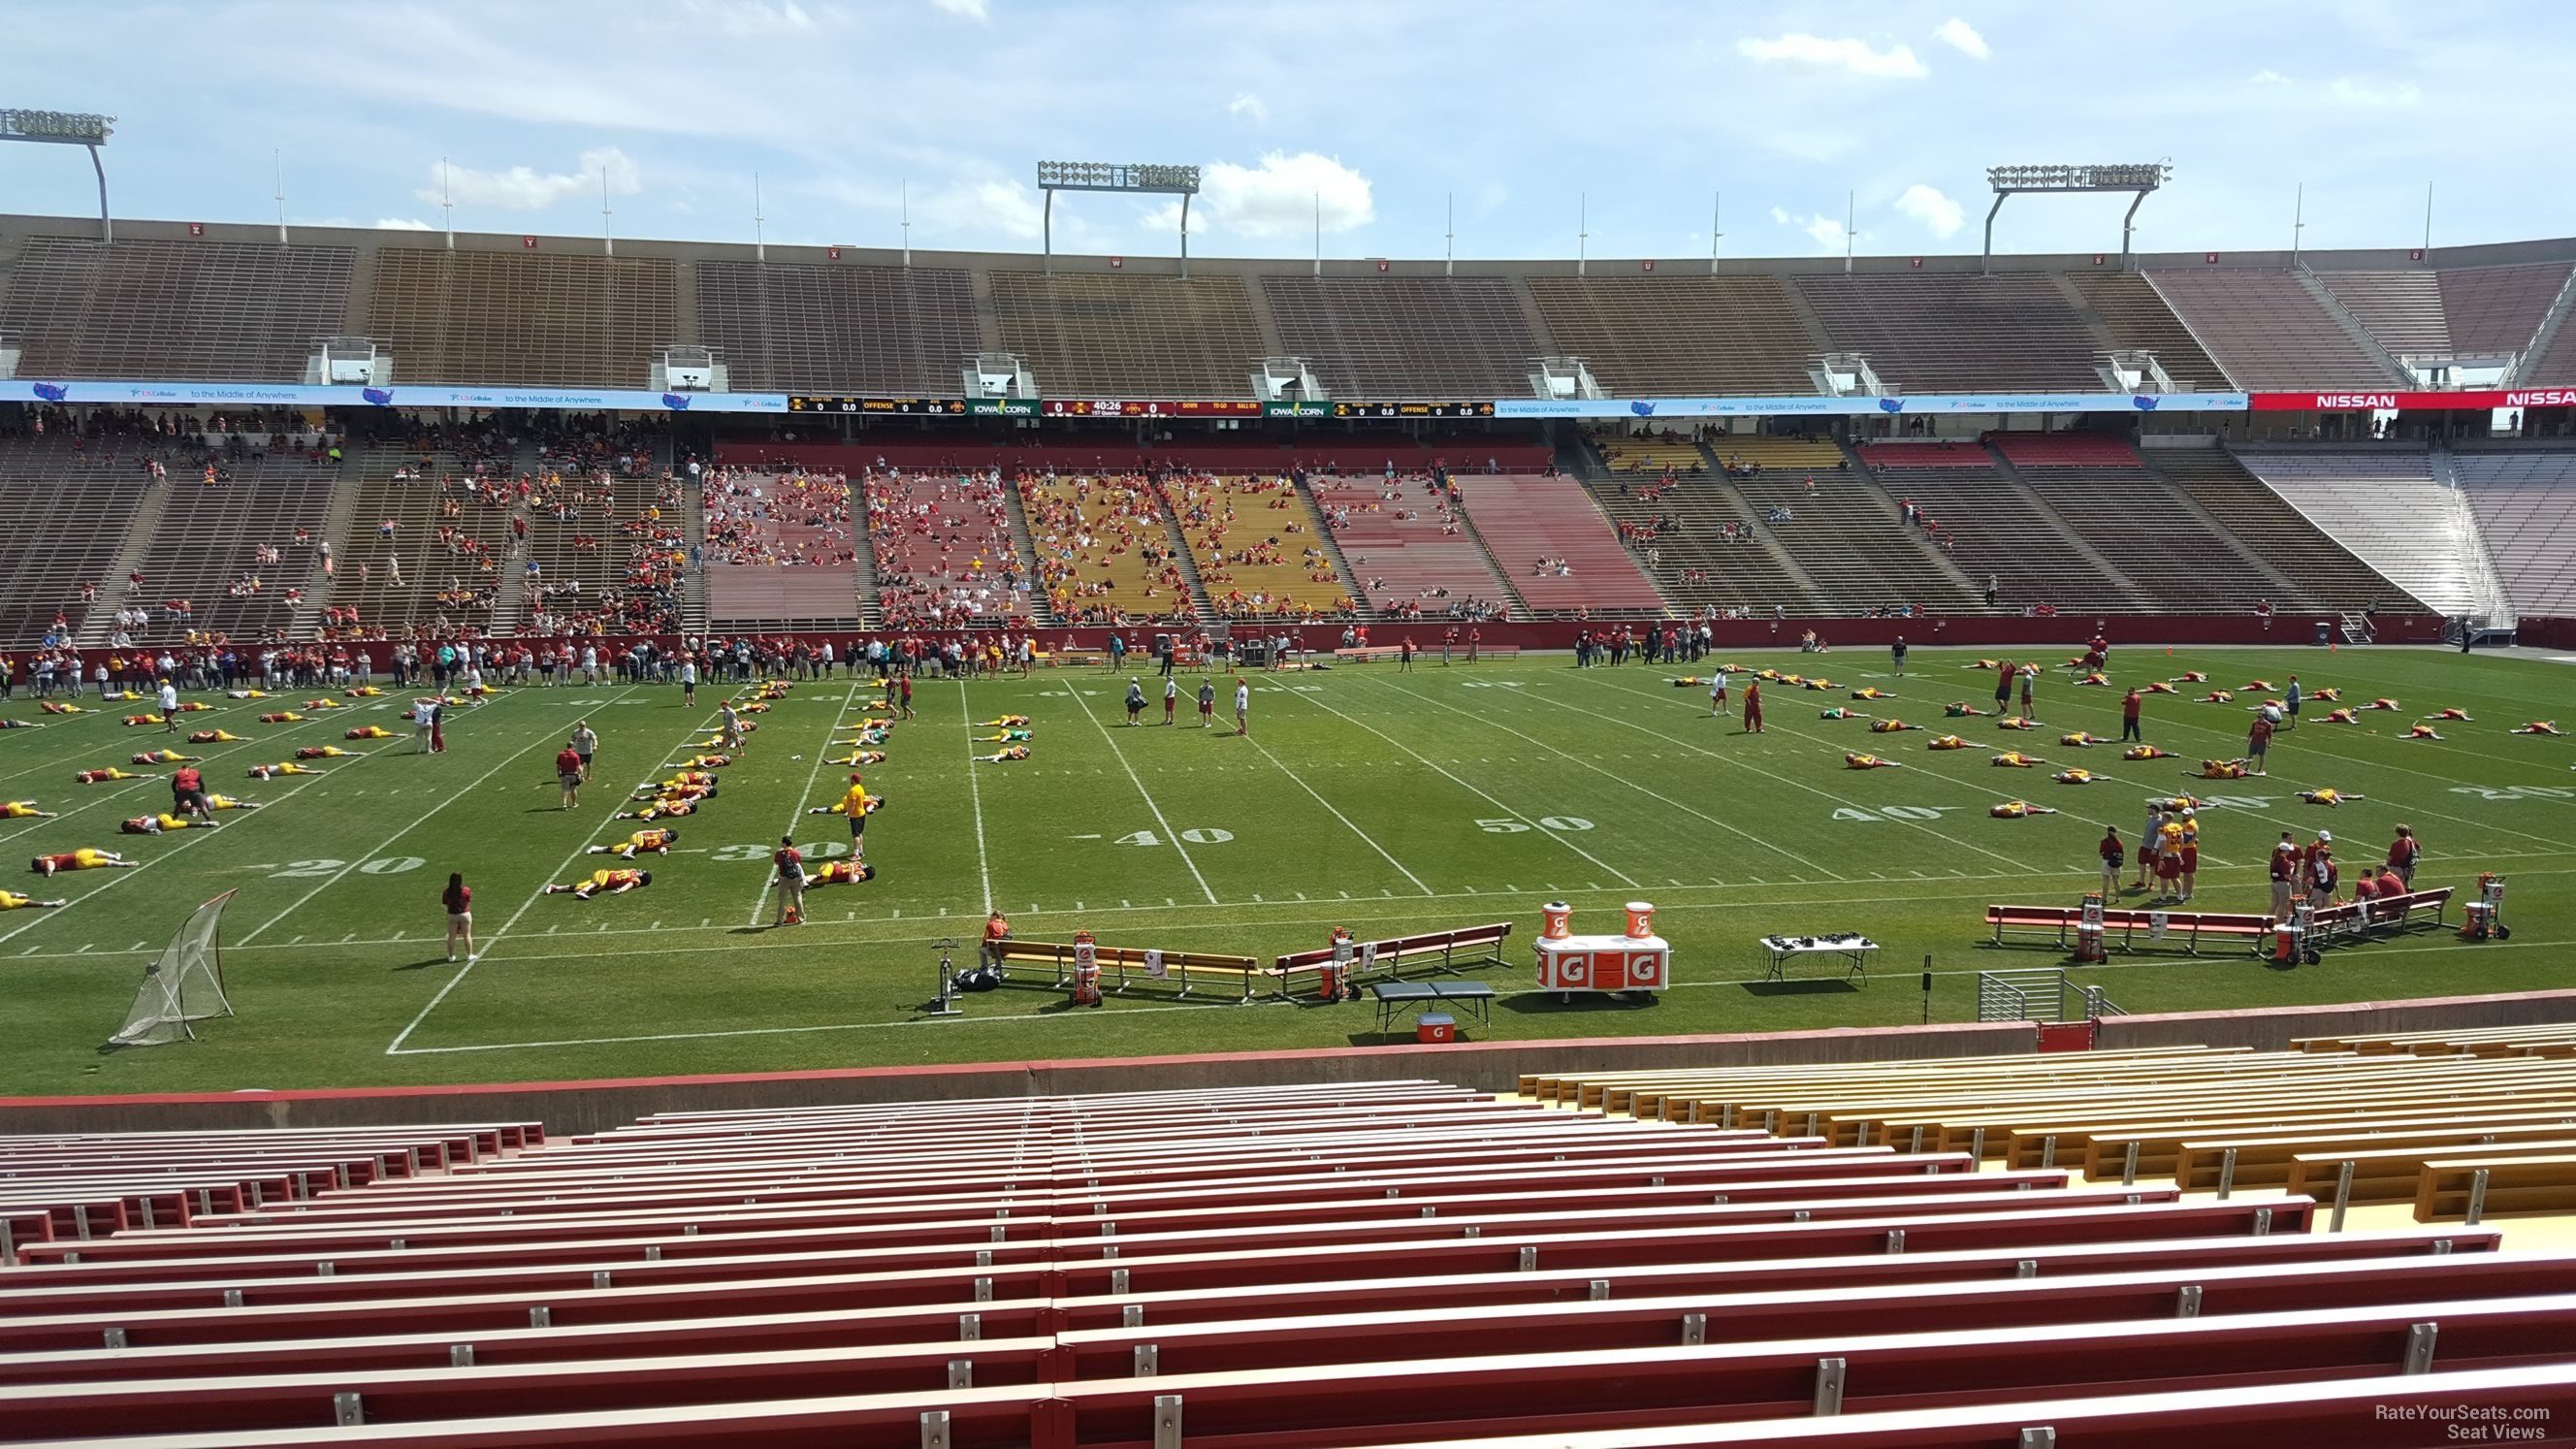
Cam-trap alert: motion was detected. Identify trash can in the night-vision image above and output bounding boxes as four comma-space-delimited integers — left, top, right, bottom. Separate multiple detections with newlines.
2312, 620, 2333, 647
1416, 1013, 1457, 1044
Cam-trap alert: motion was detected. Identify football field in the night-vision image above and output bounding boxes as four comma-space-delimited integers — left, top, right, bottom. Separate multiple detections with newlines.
2, 642, 2573, 1095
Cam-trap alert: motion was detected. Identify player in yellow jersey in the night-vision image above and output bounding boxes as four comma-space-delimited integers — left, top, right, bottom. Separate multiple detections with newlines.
130, 749, 201, 765
976, 745, 1032, 762
1844, 753, 1901, 769
1989, 801, 2060, 818
588, 828, 678, 858
74, 767, 141, 785
295, 746, 364, 759
1867, 719, 1921, 733
121, 813, 219, 834
2051, 768, 2100, 786
203, 793, 262, 811
2058, 731, 2105, 748
802, 858, 878, 887
1927, 735, 1968, 750
825, 749, 887, 767
189, 729, 245, 744
1991, 752, 2044, 768
543, 867, 652, 899
2299, 788, 2363, 806
346, 724, 397, 740
2194, 759, 2251, 780
1, 801, 59, 819
0, 889, 68, 910
2122, 745, 2174, 760
31, 848, 136, 877
613, 795, 701, 822
247, 761, 326, 779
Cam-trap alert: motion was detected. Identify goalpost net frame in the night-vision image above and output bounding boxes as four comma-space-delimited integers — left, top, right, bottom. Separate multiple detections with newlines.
106, 888, 238, 1048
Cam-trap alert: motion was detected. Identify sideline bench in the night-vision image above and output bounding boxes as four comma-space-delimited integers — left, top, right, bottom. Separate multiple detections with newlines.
989, 940, 1265, 1001
2309, 886, 2456, 942
1271, 921, 1512, 1000
1334, 644, 1521, 663
1985, 887, 2454, 957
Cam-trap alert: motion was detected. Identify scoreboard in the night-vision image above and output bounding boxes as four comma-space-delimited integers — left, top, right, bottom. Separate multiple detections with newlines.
786, 396, 967, 415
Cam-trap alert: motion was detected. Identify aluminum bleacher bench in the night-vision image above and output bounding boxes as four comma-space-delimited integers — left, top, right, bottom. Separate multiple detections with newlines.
1271, 921, 1511, 1000
1985, 903, 2273, 955
989, 940, 1264, 1000
2308, 886, 2456, 943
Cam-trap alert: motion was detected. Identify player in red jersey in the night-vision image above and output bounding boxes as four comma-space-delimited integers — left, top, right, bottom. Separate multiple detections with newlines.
543, 867, 652, 899
32, 848, 137, 877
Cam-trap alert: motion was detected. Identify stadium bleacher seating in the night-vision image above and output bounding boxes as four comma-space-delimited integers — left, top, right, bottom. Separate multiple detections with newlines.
365, 248, 678, 388
122, 462, 338, 643
2316, 270, 2453, 362
2439, 261, 2573, 363
1856, 442, 2139, 612
1262, 276, 1544, 398
1524, 276, 1822, 397
1159, 473, 1354, 620
1793, 274, 2104, 393
1451, 474, 1668, 616
321, 441, 510, 635
2144, 270, 2405, 390
1997, 434, 2282, 613
1, 237, 355, 382
2144, 447, 2427, 614
987, 273, 1266, 398
1019, 471, 1198, 627
2061, 270, 2229, 389
862, 468, 1036, 628
0, 434, 161, 644
2454, 449, 2576, 616
1584, 431, 1820, 617
1310, 474, 1514, 621
2232, 449, 2483, 617
9, 1075, 2576, 1445
1714, 435, 1980, 616
698, 467, 860, 630
693, 261, 979, 396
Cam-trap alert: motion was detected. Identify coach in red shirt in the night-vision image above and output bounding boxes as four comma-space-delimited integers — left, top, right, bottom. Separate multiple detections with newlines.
556, 745, 586, 810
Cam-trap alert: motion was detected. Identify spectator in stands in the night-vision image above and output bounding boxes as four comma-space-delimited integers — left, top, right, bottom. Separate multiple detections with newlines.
1985, 574, 1999, 608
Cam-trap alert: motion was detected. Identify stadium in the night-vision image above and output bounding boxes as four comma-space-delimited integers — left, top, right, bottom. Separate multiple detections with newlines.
8, 25, 2576, 1438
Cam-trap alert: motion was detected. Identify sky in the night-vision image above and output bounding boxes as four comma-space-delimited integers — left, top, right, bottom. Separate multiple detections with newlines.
0, 0, 2560, 264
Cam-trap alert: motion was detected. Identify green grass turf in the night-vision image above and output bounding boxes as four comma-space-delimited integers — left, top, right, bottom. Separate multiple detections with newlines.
0, 643, 2571, 1095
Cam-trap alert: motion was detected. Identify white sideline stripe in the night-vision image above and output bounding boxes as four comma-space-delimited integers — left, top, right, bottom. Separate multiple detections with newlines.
959, 681, 994, 916
238, 687, 639, 946
747, 681, 858, 927
1368, 674, 1840, 880
1063, 675, 1218, 904
1238, 728, 1433, 896
385, 702, 730, 1055
22, 846, 2576, 965
1291, 686, 1640, 888
390, 930, 2576, 1056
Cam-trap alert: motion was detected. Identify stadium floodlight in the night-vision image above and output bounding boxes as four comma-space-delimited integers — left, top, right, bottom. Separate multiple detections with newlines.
1, 109, 115, 242
1036, 160, 1203, 277
1981, 160, 2172, 274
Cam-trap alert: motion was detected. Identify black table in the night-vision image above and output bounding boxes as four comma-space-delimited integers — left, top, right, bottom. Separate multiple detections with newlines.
1371, 980, 1497, 1036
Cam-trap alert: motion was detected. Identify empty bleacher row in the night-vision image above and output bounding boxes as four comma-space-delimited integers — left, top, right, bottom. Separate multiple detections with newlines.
0, 237, 355, 381
1263, 275, 1545, 399
699, 467, 860, 631
367, 248, 678, 389
1795, 273, 2107, 394
1525, 276, 1822, 397
1718, 435, 1983, 616
694, 262, 979, 397
2146, 447, 2425, 614
989, 273, 1267, 399
319, 445, 509, 635
1857, 443, 2141, 613
8, 1078, 2576, 1445
2145, 270, 2405, 391
123, 462, 338, 643
1995, 434, 2280, 614
1451, 473, 1668, 616
2232, 449, 2484, 617
1310, 475, 1514, 622
2454, 448, 2576, 617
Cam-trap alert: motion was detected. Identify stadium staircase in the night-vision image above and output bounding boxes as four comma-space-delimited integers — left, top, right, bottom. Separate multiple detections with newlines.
299, 471, 365, 636
1150, 498, 1218, 622
994, 481, 1049, 626
1295, 481, 1374, 620
1976, 446, 2154, 610
1576, 431, 1823, 617
2297, 266, 2418, 384
2508, 264, 2576, 384
1720, 436, 1982, 615
78, 488, 172, 647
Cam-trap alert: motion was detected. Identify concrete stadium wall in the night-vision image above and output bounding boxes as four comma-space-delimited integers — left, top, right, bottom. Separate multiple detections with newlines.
14, 988, 2576, 1136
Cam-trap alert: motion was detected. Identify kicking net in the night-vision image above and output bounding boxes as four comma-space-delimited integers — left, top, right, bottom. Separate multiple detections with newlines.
108, 889, 238, 1047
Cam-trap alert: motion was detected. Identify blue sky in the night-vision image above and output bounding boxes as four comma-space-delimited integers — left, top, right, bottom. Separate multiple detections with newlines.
0, 0, 2558, 263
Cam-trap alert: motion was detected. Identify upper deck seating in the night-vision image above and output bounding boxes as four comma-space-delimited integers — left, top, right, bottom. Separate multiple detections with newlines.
1525, 276, 1821, 396
1450, 474, 1668, 616
2316, 270, 2452, 361
2438, 263, 2572, 361
2062, 270, 2229, 389
988, 273, 1265, 398
1261, 276, 1545, 398
365, 248, 677, 387
1792, 273, 2103, 393
2145, 271, 2403, 390
694, 261, 977, 395
0, 237, 355, 381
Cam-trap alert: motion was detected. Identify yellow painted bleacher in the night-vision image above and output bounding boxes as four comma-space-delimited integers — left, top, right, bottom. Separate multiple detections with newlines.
1163, 474, 1353, 620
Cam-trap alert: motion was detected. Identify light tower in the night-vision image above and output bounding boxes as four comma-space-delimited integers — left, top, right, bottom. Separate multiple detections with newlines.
0, 109, 115, 242
1982, 162, 2172, 274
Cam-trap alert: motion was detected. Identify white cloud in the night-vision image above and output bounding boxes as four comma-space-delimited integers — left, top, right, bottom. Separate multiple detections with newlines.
2250, 68, 2293, 84
420, 146, 641, 211
1893, 183, 1965, 239
1227, 91, 1269, 124
1191, 151, 1374, 238
374, 217, 435, 231
1769, 206, 1791, 225
678, 0, 823, 36
2330, 76, 2422, 107
1932, 17, 1988, 59
921, 178, 1045, 239
1802, 213, 1848, 251
929, 0, 988, 19
1736, 33, 1927, 80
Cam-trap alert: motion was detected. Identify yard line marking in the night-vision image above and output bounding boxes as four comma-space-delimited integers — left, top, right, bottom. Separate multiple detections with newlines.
238, 686, 642, 947
1295, 686, 1639, 888
958, 683, 996, 916
1550, 676, 2045, 874
1237, 727, 1433, 896
385, 700, 729, 1055
749, 681, 860, 928
1063, 681, 1217, 904
1368, 674, 1829, 880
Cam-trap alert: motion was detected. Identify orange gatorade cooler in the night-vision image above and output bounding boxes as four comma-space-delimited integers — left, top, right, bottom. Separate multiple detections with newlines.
1542, 902, 1572, 940
1624, 901, 1657, 939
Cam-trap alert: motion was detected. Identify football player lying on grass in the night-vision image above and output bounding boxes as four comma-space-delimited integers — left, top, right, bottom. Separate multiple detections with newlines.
978, 715, 1031, 726
347, 724, 397, 740
39, 700, 86, 714
120, 714, 167, 726
31, 848, 136, 876
589, 828, 677, 858
1, 801, 59, 819
1800, 678, 1839, 691
203, 793, 260, 811
189, 729, 244, 743
1868, 719, 1922, 733
301, 698, 345, 711
665, 754, 733, 770
2514, 722, 2564, 736
0, 889, 68, 910
1992, 752, 2045, 768
1817, 707, 1868, 721
2059, 731, 2105, 747
2299, 788, 2363, 806
2428, 707, 2473, 721
1945, 702, 1991, 717
74, 767, 141, 784
0, 719, 44, 729
345, 685, 385, 697
803, 858, 878, 887
121, 813, 217, 834
974, 728, 1035, 742
1844, 753, 1900, 769
247, 761, 326, 779
2197, 691, 2235, 704
1989, 800, 2059, 818
976, 745, 1033, 762
2242, 678, 2275, 692
2074, 672, 2112, 687
1851, 687, 1896, 700
2052, 769, 2104, 786
826, 750, 888, 767
635, 771, 719, 800
2123, 746, 2174, 760
2143, 681, 2177, 694
1928, 735, 1969, 750
2171, 671, 2209, 683
1997, 716, 2039, 730
614, 795, 702, 821
543, 867, 652, 899
2403, 724, 2443, 740
256, 712, 305, 724
2319, 708, 2360, 724
2194, 759, 2252, 779
2147, 795, 2212, 813
295, 745, 366, 759
2310, 688, 2342, 702
224, 689, 271, 700
130, 750, 200, 764
2362, 697, 2399, 711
